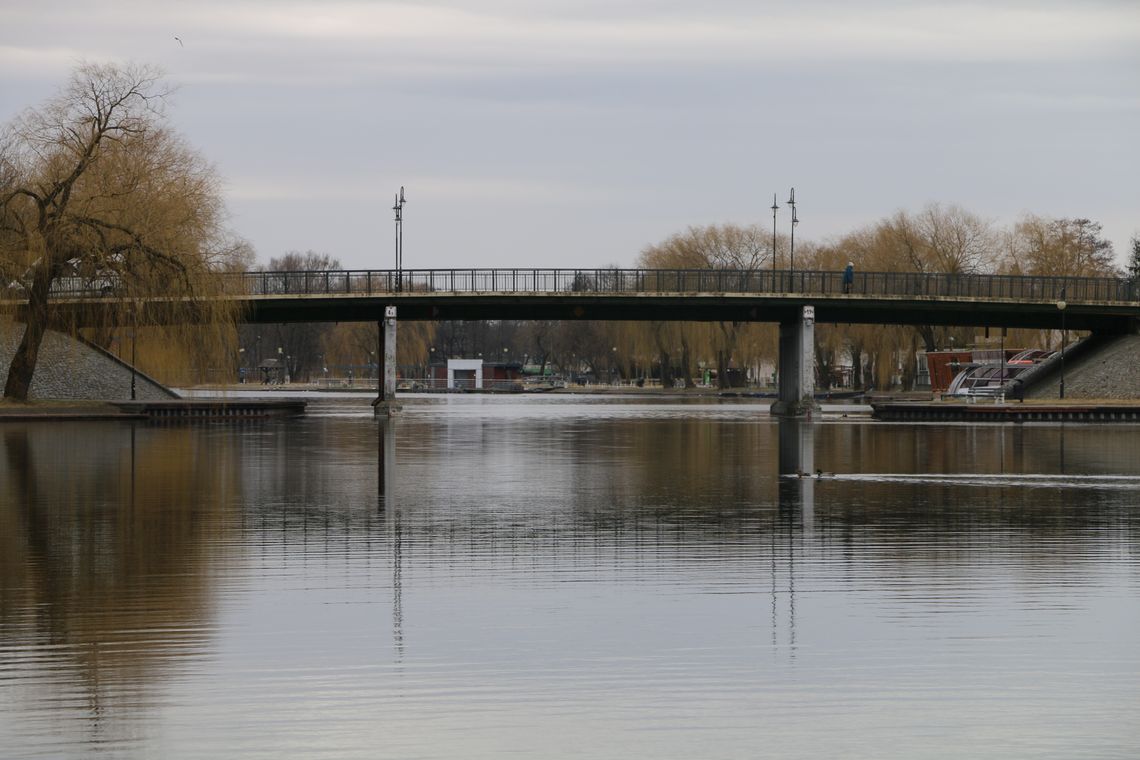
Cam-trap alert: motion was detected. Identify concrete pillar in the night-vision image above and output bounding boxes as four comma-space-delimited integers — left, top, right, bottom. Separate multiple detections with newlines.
770, 305, 821, 418
372, 305, 400, 416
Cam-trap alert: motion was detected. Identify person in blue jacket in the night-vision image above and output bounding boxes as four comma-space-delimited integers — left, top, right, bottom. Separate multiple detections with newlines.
842, 261, 854, 293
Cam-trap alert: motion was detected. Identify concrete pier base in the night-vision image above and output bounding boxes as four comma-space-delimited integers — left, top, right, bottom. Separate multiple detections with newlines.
770, 306, 821, 418
372, 306, 401, 416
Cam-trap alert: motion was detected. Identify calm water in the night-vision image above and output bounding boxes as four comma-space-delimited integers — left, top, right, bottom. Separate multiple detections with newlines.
2, 395, 1138, 759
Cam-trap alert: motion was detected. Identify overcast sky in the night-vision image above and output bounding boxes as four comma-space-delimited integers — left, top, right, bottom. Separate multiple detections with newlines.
2, 1, 1137, 270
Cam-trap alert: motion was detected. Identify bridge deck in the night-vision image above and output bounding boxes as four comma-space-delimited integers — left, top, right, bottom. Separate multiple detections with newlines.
7, 268, 1139, 331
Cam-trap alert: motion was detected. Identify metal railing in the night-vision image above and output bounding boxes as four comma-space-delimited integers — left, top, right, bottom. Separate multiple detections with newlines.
38, 268, 1140, 304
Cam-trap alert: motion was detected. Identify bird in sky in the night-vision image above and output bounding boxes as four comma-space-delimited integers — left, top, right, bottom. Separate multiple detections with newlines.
174, 36, 184, 47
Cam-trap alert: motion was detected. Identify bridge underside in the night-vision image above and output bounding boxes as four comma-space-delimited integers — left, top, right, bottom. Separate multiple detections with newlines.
12, 292, 1137, 333
232, 293, 1136, 333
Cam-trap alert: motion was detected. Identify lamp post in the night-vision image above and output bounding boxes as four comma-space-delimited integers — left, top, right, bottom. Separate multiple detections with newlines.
787, 187, 799, 274
392, 186, 406, 291
999, 326, 1006, 385
1057, 291, 1067, 399
130, 325, 137, 400
770, 193, 779, 271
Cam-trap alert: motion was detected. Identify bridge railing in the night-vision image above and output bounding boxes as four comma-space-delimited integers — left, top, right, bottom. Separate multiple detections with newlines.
40, 268, 1139, 303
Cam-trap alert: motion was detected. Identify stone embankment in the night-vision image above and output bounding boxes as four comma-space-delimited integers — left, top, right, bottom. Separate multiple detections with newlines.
0, 321, 176, 402
1025, 333, 1140, 400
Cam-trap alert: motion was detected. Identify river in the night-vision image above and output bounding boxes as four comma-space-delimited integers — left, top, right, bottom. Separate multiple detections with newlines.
1, 394, 1138, 758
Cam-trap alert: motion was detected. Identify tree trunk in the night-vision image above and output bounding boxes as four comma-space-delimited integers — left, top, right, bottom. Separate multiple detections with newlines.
681, 342, 695, 388
658, 350, 673, 388
917, 325, 937, 353
4, 264, 55, 401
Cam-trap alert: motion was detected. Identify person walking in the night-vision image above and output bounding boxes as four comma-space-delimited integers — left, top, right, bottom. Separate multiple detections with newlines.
842, 261, 855, 293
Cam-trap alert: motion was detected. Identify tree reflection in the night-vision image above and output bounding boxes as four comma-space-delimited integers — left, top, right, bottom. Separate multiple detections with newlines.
0, 423, 239, 721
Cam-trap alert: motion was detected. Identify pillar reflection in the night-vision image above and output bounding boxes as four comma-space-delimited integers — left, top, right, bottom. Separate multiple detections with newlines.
776, 418, 815, 529
377, 417, 396, 511
376, 418, 403, 659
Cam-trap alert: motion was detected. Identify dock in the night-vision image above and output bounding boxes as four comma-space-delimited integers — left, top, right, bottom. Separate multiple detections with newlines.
872, 401, 1140, 423
1, 399, 306, 422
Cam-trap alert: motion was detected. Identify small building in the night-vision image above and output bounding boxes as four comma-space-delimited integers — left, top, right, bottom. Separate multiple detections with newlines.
258, 357, 286, 384
428, 359, 522, 389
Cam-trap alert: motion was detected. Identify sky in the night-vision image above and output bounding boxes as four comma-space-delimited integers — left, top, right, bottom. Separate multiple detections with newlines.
1, 0, 1138, 271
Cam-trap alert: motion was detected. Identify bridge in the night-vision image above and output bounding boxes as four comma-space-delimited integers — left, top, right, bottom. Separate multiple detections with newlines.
32, 267, 1140, 330
14, 267, 1140, 416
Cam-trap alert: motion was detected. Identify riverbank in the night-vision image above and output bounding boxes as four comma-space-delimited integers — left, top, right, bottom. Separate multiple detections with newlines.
873, 398, 1140, 422
0, 400, 143, 421
0, 398, 305, 421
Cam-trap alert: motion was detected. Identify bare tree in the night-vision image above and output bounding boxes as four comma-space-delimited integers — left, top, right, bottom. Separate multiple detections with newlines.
1011, 215, 1117, 277
877, 204, 996, 275
638, 223, 775, 388
1, 62, 238, 400
1128, 235, 1140, 284
248, 251, 341, 381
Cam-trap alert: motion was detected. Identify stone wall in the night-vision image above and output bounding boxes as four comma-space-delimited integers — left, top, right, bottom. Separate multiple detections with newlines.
1026, 333, 1140, 400
0, 322, 177, 401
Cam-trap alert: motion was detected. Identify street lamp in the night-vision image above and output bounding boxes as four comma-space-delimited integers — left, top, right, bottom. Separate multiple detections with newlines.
392, 186, 406, 291
787, 187, 799, 274
999, 326, 1006, 385
770, 193, 779, 271
1057, 290, 1067, 399
129, 325, 137, 400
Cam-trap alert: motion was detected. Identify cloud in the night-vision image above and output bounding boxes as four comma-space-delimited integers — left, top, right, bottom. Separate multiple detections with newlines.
226, 173, 603, 204
3, 1, 1138, 89
2, 1, 1136, 269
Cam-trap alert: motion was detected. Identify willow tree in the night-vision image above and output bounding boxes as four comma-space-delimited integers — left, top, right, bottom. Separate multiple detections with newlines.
1, 62, 239, 401
868, 205, 997, 353
638, 223, 777, 388
1006, 215, 1117, 277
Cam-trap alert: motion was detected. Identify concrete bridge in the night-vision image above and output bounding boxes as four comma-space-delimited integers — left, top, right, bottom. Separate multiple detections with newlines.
19, 267, 1140, 416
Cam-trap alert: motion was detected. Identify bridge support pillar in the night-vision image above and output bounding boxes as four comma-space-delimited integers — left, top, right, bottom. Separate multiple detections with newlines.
372, 306, 400, 417
770, 305, 821, 419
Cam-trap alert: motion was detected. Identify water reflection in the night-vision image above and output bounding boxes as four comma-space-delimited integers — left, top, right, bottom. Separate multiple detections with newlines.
0, 422, 240, 749
1, 401, 1138, 759
377, 419, 403, 658
777, 418, 815, 526
377, 417, 395, 510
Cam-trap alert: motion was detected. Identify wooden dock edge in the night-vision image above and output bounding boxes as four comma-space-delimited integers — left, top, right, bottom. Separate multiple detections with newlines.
871, 402, 1140, 423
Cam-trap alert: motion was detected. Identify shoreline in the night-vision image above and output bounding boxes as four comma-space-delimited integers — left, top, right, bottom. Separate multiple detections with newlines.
5, 388, 1139, 422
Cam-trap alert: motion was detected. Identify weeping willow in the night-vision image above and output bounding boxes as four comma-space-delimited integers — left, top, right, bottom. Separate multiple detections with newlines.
1, 62, 243, 399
